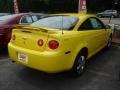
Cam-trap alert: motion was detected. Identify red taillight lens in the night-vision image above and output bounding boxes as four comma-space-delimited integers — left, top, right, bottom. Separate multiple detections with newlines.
12, 35, 16, 41
38, 39, 44, 46
49, 40, 59, 49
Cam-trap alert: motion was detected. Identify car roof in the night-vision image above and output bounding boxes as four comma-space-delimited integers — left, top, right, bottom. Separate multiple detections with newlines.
51, 13, 96, 19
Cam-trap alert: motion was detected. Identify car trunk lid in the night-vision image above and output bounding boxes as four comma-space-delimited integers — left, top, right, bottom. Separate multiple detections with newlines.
11, 26, 50, 52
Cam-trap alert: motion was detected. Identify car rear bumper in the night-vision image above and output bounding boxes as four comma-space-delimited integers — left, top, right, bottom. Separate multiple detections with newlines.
8, 42, 72, 73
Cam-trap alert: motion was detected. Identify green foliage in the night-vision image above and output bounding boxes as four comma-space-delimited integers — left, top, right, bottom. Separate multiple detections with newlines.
0, 0, 13, 12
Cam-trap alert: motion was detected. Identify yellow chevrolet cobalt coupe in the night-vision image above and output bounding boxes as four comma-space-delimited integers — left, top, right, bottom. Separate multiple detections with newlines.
8, 14, 112, 76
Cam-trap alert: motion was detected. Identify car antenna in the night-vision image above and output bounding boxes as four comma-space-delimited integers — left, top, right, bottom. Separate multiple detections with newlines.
109, 0, 118, 23
61, 16, 64, 34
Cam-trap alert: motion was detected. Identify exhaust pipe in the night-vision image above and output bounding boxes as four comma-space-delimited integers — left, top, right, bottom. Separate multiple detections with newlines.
11, 61, 15, 63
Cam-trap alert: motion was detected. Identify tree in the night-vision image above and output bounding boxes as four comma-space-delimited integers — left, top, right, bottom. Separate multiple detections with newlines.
0, 0, 119, 13
0, 0, 13, 13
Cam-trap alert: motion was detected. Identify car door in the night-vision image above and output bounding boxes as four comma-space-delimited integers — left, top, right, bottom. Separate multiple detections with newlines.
77, 17, 107, 57
89, 17, 109, 49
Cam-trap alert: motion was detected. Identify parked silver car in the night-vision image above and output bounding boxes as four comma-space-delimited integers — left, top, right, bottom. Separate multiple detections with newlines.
97, 10, 118, 18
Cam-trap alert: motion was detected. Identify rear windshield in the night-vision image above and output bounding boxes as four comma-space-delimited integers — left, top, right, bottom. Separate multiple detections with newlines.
0, 14, 17, 24
31, 16, 79, 30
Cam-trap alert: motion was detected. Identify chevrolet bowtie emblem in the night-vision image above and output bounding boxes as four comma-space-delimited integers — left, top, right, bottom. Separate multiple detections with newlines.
22, 37, 27, 44
22, 37, 27, 40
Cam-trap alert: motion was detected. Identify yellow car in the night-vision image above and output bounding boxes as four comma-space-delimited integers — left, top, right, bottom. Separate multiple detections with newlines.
8, 14, 112, 76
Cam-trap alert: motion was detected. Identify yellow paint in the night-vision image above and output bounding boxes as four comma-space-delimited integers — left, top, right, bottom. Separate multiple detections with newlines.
8, 14, 112, 73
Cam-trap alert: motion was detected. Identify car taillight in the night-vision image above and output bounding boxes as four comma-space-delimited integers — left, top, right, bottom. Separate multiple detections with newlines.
12, 35, 16, 41
38, 39, 44, 46
48, 40, 59, 49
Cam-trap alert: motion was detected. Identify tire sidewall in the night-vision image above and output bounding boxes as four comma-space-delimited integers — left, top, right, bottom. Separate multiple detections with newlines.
71, 52, 86, 76
107, 36, 112, 48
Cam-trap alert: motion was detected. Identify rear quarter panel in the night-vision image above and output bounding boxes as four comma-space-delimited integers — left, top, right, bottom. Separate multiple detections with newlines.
46, 31, 90, 69
47, 27, 112, 69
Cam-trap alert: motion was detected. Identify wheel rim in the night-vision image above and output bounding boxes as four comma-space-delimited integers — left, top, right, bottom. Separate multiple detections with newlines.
76, 55, 85, 74
107, 37, 112, 47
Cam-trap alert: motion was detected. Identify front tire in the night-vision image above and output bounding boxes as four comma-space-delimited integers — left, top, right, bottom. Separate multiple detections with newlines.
106, 36, 112, 48
111, 15, 115, 18
71, 52, 86, 76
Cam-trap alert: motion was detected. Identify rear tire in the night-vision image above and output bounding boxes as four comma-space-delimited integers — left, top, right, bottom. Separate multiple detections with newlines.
71, 51, 86, 77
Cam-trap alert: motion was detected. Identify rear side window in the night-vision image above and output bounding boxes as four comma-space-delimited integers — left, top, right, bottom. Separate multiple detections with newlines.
78, 17, 105, 31
89, 18, 105, 29
78, 19, 93, 30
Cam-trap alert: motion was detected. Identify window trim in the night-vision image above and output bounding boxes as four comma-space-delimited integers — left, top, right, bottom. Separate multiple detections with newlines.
78, 17, 106, 31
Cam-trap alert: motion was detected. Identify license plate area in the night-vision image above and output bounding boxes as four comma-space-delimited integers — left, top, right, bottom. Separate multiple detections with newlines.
18, 52, 28, 63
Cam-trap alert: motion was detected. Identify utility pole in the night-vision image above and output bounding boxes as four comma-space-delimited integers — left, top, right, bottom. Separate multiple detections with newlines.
78, 0, 87, 13
13, 0, 19, 14
109, 0, 118, 23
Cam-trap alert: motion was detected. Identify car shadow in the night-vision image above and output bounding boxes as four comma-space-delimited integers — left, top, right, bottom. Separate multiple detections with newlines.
18, 66, 98, 90
15, 46, 120, 90
0, 47, 8, 59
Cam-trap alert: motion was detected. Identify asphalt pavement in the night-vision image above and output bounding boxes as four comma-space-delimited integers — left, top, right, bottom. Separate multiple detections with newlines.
0, 45, 120, 90
100, 18, 120, 24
